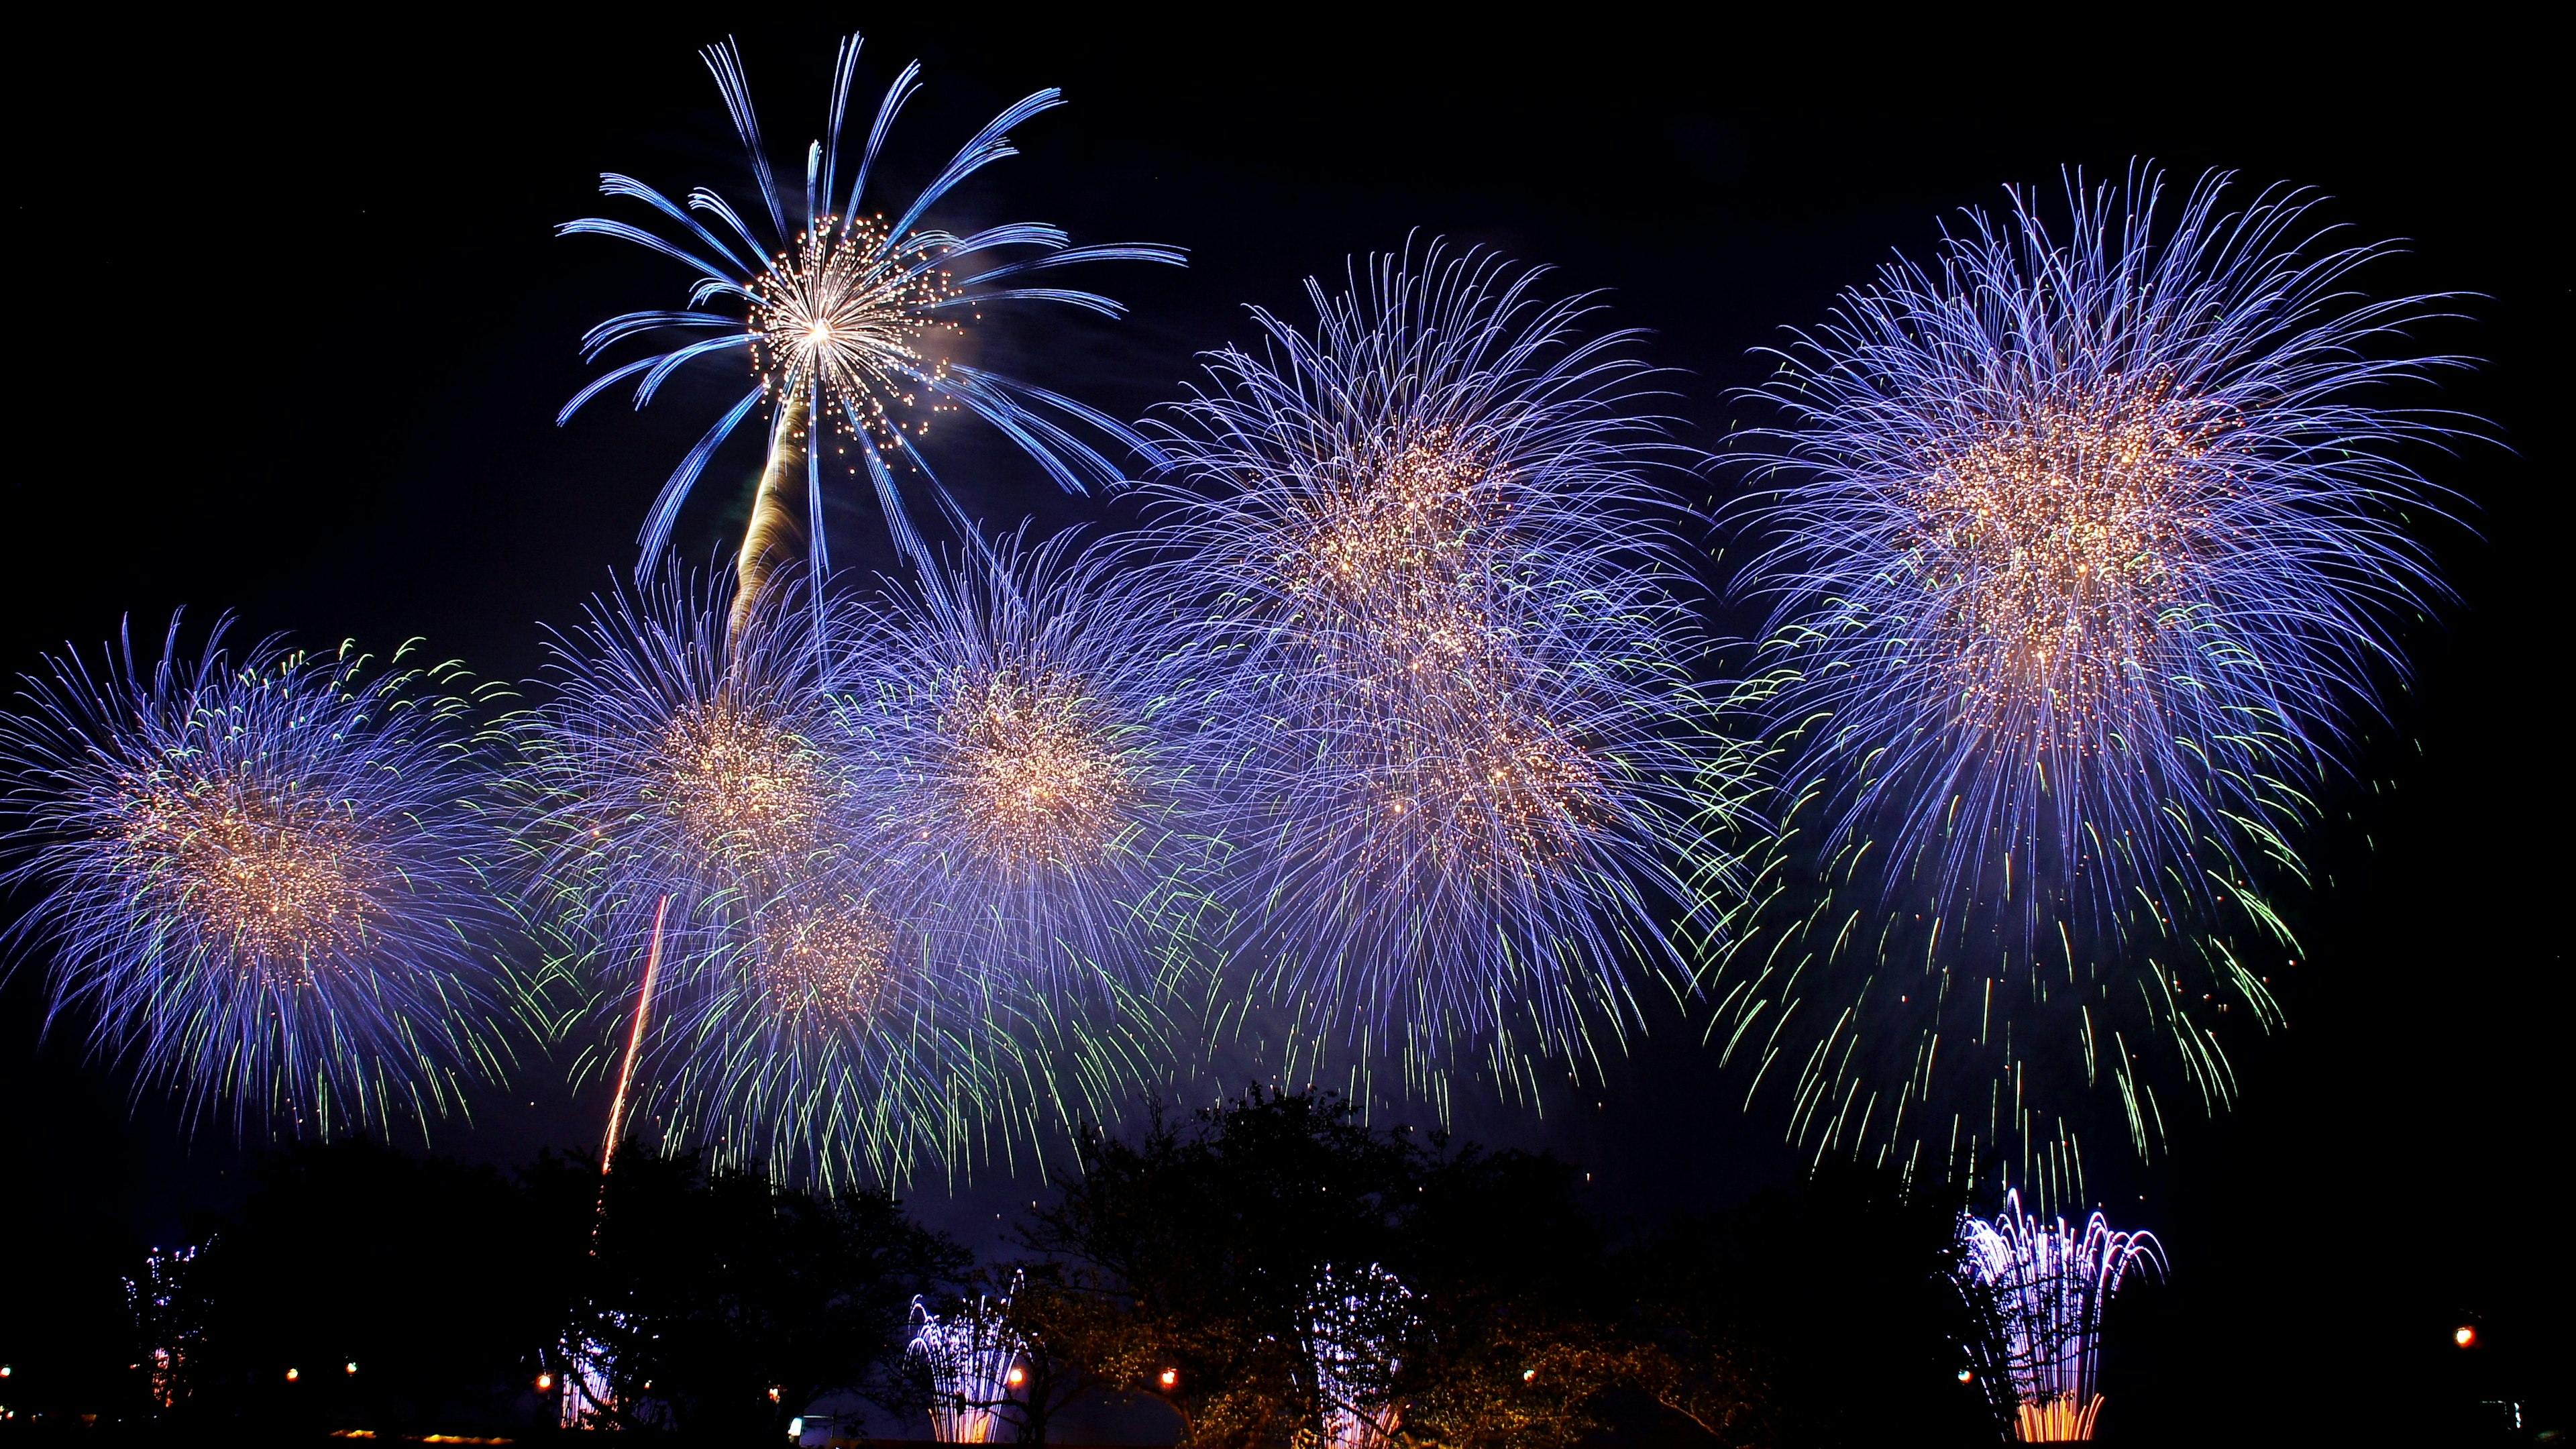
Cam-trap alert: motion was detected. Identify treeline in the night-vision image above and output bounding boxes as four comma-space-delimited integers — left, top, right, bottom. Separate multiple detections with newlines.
1, 1093, 2011, 1446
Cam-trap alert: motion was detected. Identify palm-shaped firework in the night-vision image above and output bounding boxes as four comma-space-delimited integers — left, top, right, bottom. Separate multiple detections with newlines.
560, 34, 1181, 633
1134, 246, 1756, 1093
1721, 168, 2465, 1184
0, 617, 511, 1134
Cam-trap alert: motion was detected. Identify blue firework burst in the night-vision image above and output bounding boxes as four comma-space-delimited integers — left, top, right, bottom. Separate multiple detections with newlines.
837, 527, 1224, 1007
1130, 246, 1754, 1091
1721, 168, 2466, 1181
559, 32, 1182, 590
0, 616, 510, 1134
519, 574, 1071, 1183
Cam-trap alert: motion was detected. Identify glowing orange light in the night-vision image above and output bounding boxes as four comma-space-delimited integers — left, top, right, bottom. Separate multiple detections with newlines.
769, 1386, 782, 1402
1521, 1369, 1536, 1383
1006, 1367, 1026, 1387
2015, 1395, 2104, 1441
535, 1373, 554, 1391
286, 1368, 302, 1382
1956, 1368, 1974, 1383
1159, 1369, 1177, 1389
345, 1361, 359, 1375
2455, 1325, 2477, 1348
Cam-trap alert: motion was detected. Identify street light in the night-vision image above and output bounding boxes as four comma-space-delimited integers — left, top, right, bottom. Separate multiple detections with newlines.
345, 1362, 359, 1375
2455, 1326, 2477, 1348
286, 1368, 301, 1383
1159, 1369, 1177, 1389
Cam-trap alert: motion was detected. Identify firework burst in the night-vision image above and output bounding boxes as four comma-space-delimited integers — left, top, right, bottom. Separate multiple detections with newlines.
1132, 246, 1755, 1091
519, 575, 1020, 1183
1719, 168, 2465, 1185
0, 616, 509, 1134
559, 33, 1182, 626
837, 529, 1222, 1010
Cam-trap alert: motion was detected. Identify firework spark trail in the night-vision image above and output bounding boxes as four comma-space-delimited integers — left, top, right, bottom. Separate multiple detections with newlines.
1720, 167, 2469, 1187
599, 892, 671, 1167
1128, 245, 1760, 1095
557, 32, 1183, 621
518, 573, 1099, 1183
0, 616, 509, 1134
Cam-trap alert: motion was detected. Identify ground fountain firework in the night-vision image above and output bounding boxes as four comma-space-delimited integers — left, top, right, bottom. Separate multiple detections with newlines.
1307, 1263, 1411, 1449
0, 616, 511, 1134
1717, 168, 2467, 1193
1957, 1191, 2163, 1441
908, 1290, 1027, 1442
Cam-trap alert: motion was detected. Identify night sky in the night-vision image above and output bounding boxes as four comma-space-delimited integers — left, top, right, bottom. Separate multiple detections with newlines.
5, 13, 2563, 1435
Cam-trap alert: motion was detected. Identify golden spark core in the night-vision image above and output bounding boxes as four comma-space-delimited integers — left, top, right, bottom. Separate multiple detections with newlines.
940, 667, 1134, 871
1285, 432, 1505, 643
747, 215, 959, 444
755, 890, 895, 1022
1910, 382, 2218, 737
657, 701, 835, 867
1373, 690, 1605, 876
1279, 431, 1609, 873
117, 771, 379, 984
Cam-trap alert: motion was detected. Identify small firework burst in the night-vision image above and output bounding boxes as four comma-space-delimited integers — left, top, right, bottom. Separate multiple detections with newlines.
559, 31, 1182, 616
519, 576, 1011, 1183
751, 880, 898, 1022
0, 616, 508, 1132
1723, 167, 2467, 1181
1132, 246, 1756, 1091
838, 529, 1222, 1006
743, 211, 959, 435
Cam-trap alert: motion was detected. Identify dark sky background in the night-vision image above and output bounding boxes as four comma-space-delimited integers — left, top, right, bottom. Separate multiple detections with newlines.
4, 12, 2563, 1438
